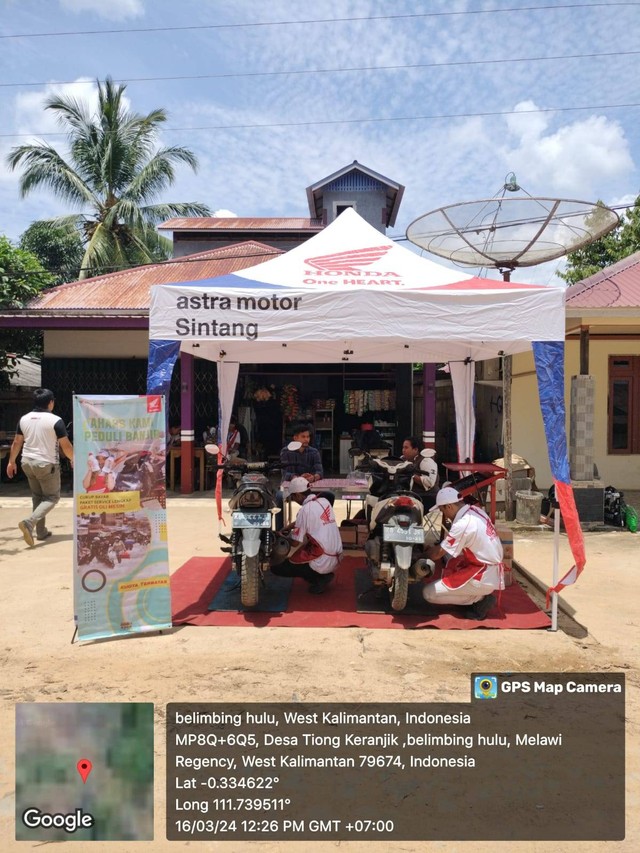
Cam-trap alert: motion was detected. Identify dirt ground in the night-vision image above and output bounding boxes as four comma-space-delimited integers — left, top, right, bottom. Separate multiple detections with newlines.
0, 489, 638, 852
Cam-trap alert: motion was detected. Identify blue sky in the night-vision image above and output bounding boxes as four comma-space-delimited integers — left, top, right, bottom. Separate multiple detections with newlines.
1, 0, 639, 283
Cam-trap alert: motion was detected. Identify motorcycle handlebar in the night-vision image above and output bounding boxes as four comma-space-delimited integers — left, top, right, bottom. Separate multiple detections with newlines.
209, 461, 283, 474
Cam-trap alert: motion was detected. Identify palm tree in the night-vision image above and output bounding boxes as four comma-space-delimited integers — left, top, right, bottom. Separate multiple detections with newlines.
7, 77, 210, 278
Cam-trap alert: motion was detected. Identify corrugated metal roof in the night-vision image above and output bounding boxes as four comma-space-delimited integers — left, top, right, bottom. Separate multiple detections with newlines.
566, 250, 640, 308
9, 357, 41, 388
27, 242, 283, 311
158, 217, 323, 231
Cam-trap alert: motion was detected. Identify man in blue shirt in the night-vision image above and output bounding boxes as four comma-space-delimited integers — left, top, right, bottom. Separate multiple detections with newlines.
280, 422, 323, 483
275, 422, 323, 530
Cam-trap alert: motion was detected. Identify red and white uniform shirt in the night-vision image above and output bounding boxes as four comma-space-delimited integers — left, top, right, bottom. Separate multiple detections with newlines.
440, 504, 504, 591
291, 494, 343, 574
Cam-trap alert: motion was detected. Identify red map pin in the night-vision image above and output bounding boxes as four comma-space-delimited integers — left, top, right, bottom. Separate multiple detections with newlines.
77, 759, 92, 784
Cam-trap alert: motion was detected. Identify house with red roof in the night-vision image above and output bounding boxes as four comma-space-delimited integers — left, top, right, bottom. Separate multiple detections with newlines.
1, 162, 415, 492
512, 251, 640, 490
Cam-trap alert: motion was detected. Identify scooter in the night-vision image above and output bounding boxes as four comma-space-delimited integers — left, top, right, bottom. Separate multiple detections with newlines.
352, 448, 435, 611
204, 443, 299, 607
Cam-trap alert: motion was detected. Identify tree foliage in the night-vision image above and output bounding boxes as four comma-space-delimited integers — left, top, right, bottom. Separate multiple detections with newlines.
20, 220, 85, 285
560, 197, 640, 285
0, 236, 54, 389
7, 77, 210, 279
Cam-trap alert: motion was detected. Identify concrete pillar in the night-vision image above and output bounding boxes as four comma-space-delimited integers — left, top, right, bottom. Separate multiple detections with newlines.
570, 374, 595, 481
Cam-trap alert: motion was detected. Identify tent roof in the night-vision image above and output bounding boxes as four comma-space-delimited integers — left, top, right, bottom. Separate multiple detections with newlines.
149, 209, 565, 365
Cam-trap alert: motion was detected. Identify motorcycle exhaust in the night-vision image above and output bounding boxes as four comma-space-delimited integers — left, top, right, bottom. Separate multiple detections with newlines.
364, 538, 380, 565
269, 534, 291, 567
411, 558, 435, 579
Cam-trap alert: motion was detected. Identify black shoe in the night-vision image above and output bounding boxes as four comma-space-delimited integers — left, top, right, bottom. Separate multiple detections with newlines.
36, 530, 52, 541
463, 594, 496, 621
309, 573, 335, 595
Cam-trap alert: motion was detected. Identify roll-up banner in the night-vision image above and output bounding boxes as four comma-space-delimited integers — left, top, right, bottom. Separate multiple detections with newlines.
72, 395, 172, 642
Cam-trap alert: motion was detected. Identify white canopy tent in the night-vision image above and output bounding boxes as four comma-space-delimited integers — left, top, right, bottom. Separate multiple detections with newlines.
148, 208, 564, 466
147, 209, 584, 622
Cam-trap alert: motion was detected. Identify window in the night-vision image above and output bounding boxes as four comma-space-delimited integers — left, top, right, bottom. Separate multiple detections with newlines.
334, 202, 355, 218
608, 356, 640, 454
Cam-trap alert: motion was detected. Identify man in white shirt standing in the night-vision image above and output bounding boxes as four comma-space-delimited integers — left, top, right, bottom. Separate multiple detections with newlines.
6, 388, 74, 547
423, 486, 504, 620
271, 477, 342, 594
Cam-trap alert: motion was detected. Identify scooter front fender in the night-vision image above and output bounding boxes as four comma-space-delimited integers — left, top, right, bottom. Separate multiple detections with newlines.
393, 544, 414, 570
239, 527, 262, 558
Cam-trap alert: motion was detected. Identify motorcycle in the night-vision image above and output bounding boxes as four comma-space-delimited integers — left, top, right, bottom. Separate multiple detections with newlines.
114, 451, 166, 507
352, 448, 435, 611
77, 533, 115, 569
204, 443, 299, 607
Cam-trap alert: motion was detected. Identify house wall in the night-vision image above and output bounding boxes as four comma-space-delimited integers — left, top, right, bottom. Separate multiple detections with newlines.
512, 339, 640, 491
44, 330, 149, 358
322, 189, 387, 232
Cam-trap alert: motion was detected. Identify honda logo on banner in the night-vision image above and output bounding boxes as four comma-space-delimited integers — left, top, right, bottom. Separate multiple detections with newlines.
305, 246, 391, 273
303, 245, 403, 286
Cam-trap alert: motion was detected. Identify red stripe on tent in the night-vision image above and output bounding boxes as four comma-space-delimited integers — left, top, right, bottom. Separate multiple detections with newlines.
545, 480, 586, 606
415, 279, 547, 291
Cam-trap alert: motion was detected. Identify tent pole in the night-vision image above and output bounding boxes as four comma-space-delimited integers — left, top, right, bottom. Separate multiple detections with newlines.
180, 351, 195, 494
503, 354, 513, 520
422, 364, 436, 449
550, 499, 560, 631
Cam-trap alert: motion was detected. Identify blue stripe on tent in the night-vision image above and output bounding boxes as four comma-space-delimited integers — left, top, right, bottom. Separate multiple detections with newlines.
161, 273, 288, 289
147, 339, 180, 398
532, 340, 571, 484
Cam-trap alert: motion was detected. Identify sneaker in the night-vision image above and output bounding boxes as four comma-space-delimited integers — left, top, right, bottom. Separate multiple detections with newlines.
463, 593, 496, 621
18, 520, 35, 547
309, 573, 335, 594
36, 530, 52, 541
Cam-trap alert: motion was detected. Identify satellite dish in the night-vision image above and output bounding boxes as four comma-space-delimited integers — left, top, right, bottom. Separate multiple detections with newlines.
406, 176, 619, 277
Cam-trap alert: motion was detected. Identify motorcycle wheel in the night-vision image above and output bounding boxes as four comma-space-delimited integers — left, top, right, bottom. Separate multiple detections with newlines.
241, 553, 260, 608
390, 567, 408, 612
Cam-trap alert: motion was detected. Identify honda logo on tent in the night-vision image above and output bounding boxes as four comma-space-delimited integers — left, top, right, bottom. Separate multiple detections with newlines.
305, 245, 392, 273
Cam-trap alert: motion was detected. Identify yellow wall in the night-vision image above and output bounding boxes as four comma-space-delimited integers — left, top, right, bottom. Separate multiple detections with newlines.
512, 340, 640, 490
44, 330, 149, 358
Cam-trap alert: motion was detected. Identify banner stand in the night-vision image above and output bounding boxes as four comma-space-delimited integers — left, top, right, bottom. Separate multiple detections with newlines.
73, 394, 173, 643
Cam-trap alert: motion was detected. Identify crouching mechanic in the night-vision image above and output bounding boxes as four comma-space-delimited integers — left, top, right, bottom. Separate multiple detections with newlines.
422, 486, 504, 620
271, 477, 342, 594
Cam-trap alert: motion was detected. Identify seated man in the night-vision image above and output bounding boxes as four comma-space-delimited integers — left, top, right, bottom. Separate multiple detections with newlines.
401, 437, 439, 510
271, 477, 342, 594
422, 486, 504, 620
275, 421, 324, 530
227, 414, 250, 460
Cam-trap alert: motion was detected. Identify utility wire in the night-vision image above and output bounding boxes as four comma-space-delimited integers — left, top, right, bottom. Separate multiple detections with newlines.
1, 48, 637, 90
2, 101, 639, 140
4, 201, 636, 280
1, 4, 637, 39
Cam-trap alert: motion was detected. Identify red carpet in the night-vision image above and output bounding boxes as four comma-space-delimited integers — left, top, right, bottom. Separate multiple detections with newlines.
171, 556, 551, 630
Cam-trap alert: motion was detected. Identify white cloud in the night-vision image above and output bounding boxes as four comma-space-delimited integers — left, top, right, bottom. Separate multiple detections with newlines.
59, 0, 144, 21
14, 79, 101, 141
500, 101, 634, 197
213, 209, 238, 218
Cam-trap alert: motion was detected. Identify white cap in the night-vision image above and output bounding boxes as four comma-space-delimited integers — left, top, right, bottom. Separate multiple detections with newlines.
435, 486, 463, 507
288, 477, 310, 494
420, 448, 437, 458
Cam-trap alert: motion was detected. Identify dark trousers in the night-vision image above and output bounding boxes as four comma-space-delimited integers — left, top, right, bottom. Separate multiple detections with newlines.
270, 559, 324, 585
275, 489, 286, 531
